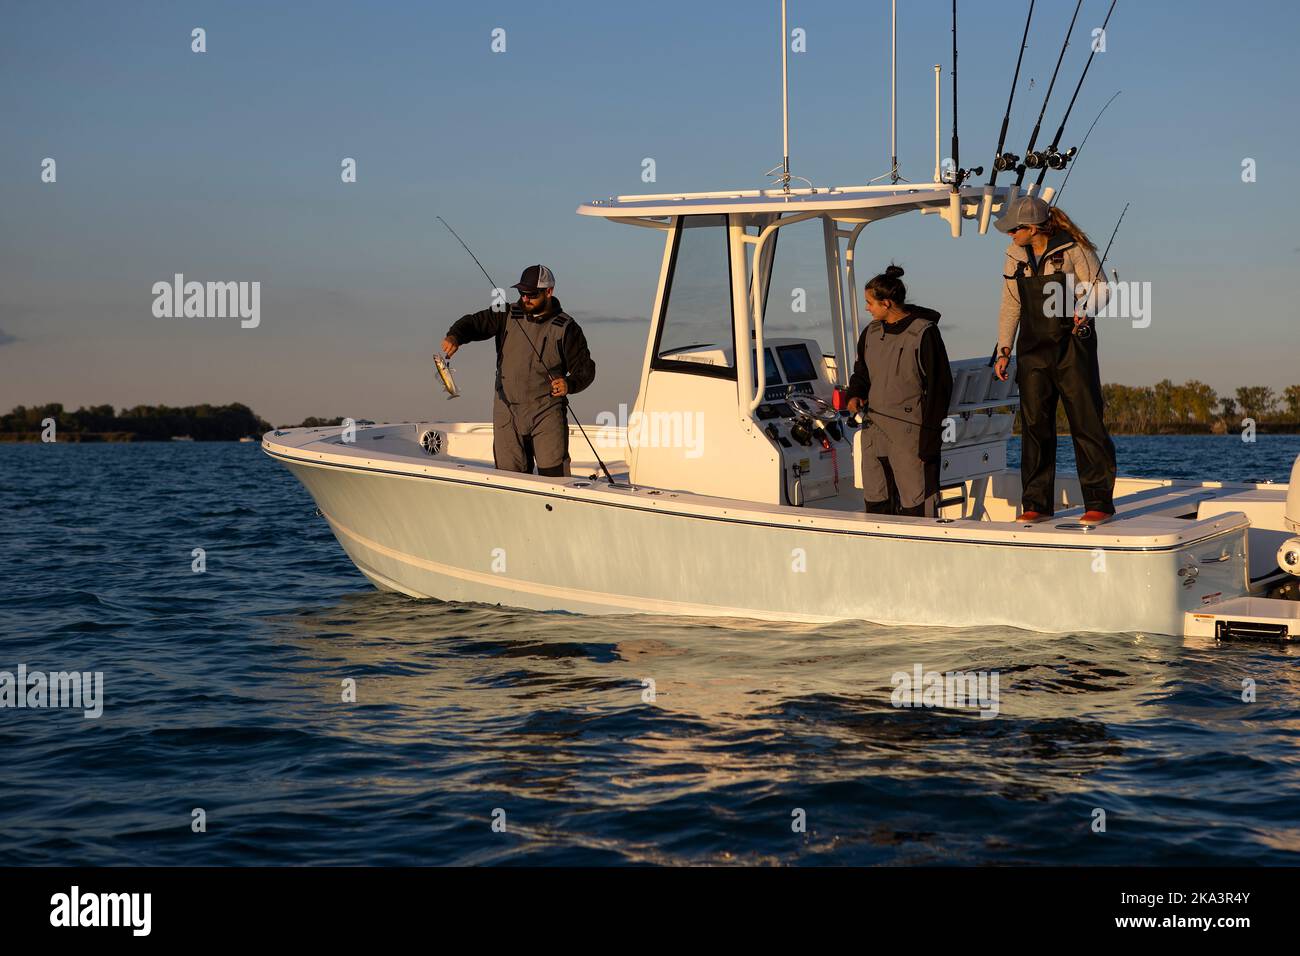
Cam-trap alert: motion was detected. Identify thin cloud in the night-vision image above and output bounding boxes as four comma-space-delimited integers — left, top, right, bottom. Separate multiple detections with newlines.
768, 319, 959, 334
568, 310, 649, 326
0, 328, 16, 346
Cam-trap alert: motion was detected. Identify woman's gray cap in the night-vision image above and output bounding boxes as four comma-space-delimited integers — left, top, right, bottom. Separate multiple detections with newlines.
995, 195, 1051, 233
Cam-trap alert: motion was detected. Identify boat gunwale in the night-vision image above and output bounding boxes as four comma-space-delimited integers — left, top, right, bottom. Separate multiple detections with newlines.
263, 431, 1253, 556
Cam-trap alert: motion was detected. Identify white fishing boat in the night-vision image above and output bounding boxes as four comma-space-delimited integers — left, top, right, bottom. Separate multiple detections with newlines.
263, 181, 1300, 637
263, 3, 1300, 638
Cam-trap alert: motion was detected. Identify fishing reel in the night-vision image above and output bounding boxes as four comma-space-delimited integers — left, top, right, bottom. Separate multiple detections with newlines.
946, 165, 984, 188
1024, 145, 1077, 171
1021, 149, 1050, 170
1045, 145, 1076, 169
993, 152, 1020, 172
1073, 266, 1119, 340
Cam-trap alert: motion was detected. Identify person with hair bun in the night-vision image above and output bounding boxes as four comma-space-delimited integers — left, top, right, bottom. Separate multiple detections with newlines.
994, 195, 1116, 525
845, 264, 952, 517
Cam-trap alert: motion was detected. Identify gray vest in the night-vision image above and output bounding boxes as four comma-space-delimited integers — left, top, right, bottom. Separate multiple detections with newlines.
497, 311, 569, 412
863, 317, 932, 444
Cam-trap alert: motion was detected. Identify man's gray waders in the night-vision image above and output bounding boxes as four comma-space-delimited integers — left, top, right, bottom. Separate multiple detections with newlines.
493, 314, 572, 477
860, 317, 940, 516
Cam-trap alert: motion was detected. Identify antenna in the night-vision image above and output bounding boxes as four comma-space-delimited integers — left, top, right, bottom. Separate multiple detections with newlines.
1036, 0, 1120, 188
890, 0, 898, 183
759, 0, 811, 192
780, 0, 790, 192
765, 0, 816, 191
988, 0, 1036, 185
1016, 0, 1083, 187
933, 64, 942, 183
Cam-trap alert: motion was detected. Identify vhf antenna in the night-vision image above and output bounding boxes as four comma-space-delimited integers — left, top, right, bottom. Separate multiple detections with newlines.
780, 0, 790, 191
765, 0, 816, 192
1035, 0, 1120, 189
890, 0, 899, 182
988, 0, 1036, 187
1015, 0, 1083, 187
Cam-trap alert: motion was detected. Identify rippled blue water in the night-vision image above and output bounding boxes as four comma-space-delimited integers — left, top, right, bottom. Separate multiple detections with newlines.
2, 435, 1298, 865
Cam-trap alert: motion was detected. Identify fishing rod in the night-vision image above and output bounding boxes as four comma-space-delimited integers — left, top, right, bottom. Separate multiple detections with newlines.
1074, 201, 1127, 339
435, 216, 621, 487
1097, 203, 1128, 270
1035, 0, 1120, 189
1015, 0, 1083, 187
988, 0, 1036, 185
948, 0, 982, 191
1052, 89, 1121, 203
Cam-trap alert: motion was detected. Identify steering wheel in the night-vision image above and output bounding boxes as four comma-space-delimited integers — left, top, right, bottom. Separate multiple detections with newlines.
788, 394, 838, 423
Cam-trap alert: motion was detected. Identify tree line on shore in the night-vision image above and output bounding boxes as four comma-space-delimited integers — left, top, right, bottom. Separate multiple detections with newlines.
1, 381, 1299, 441
1090, 381, 1300, 434
0, 403, 274, 441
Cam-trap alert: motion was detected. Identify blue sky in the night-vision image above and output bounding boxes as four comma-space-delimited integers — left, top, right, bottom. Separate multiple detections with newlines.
2, 0, 1297, 424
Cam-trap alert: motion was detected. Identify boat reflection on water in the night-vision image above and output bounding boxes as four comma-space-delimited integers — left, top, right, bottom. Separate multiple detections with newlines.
264, 593, 1300, 864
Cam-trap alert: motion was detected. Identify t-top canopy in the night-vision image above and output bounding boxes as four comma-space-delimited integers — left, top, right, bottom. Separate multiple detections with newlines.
577, 182, 1012, 224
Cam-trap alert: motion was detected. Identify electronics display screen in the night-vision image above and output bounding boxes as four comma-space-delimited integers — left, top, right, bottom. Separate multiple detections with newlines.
750, 348, 783, 385
776, 344, 818, 383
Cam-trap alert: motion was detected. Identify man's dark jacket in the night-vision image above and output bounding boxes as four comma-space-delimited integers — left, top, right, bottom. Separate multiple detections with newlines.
446, 297, 596, 395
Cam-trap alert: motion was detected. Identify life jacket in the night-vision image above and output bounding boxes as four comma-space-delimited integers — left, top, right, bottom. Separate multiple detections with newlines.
495, 301, 573, 408
862, 314, 934, 445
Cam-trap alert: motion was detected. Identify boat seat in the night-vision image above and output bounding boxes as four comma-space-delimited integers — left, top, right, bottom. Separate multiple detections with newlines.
947, 359, 1019, 405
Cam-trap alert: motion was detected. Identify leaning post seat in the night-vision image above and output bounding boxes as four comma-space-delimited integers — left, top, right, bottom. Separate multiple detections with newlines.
850, 356, 1021, 513
935, 357, 1020, 512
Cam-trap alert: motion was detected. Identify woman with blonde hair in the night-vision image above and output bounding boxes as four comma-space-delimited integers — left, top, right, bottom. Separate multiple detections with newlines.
993, 195, 1116, 525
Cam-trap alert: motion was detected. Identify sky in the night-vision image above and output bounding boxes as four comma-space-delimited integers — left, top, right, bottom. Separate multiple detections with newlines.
2, 0, 1298, 426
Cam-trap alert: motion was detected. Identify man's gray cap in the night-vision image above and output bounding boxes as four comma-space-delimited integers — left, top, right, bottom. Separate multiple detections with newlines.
995, 195, 1052, 233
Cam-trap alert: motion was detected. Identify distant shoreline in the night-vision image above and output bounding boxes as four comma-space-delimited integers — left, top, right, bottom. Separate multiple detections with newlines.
3, 397, 1298, 442
0, 433, 262, 443
3, 425, 1299, 443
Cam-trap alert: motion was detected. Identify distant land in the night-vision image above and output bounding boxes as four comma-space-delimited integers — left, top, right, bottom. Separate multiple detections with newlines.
0, 403, 341, 442
1, 379, 1299, 441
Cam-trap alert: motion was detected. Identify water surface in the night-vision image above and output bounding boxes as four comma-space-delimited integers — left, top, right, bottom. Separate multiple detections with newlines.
1, 435, 1298, 865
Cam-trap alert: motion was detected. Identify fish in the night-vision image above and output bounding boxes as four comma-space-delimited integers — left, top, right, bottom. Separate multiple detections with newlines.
433, 354, 460, 399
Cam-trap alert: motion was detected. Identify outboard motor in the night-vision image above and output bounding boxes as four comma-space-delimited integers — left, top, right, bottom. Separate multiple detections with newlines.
1278, 455, 1300, 576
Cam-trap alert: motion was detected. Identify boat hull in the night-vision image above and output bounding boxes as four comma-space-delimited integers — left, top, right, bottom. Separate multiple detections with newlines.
278, 452, 1249, 635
